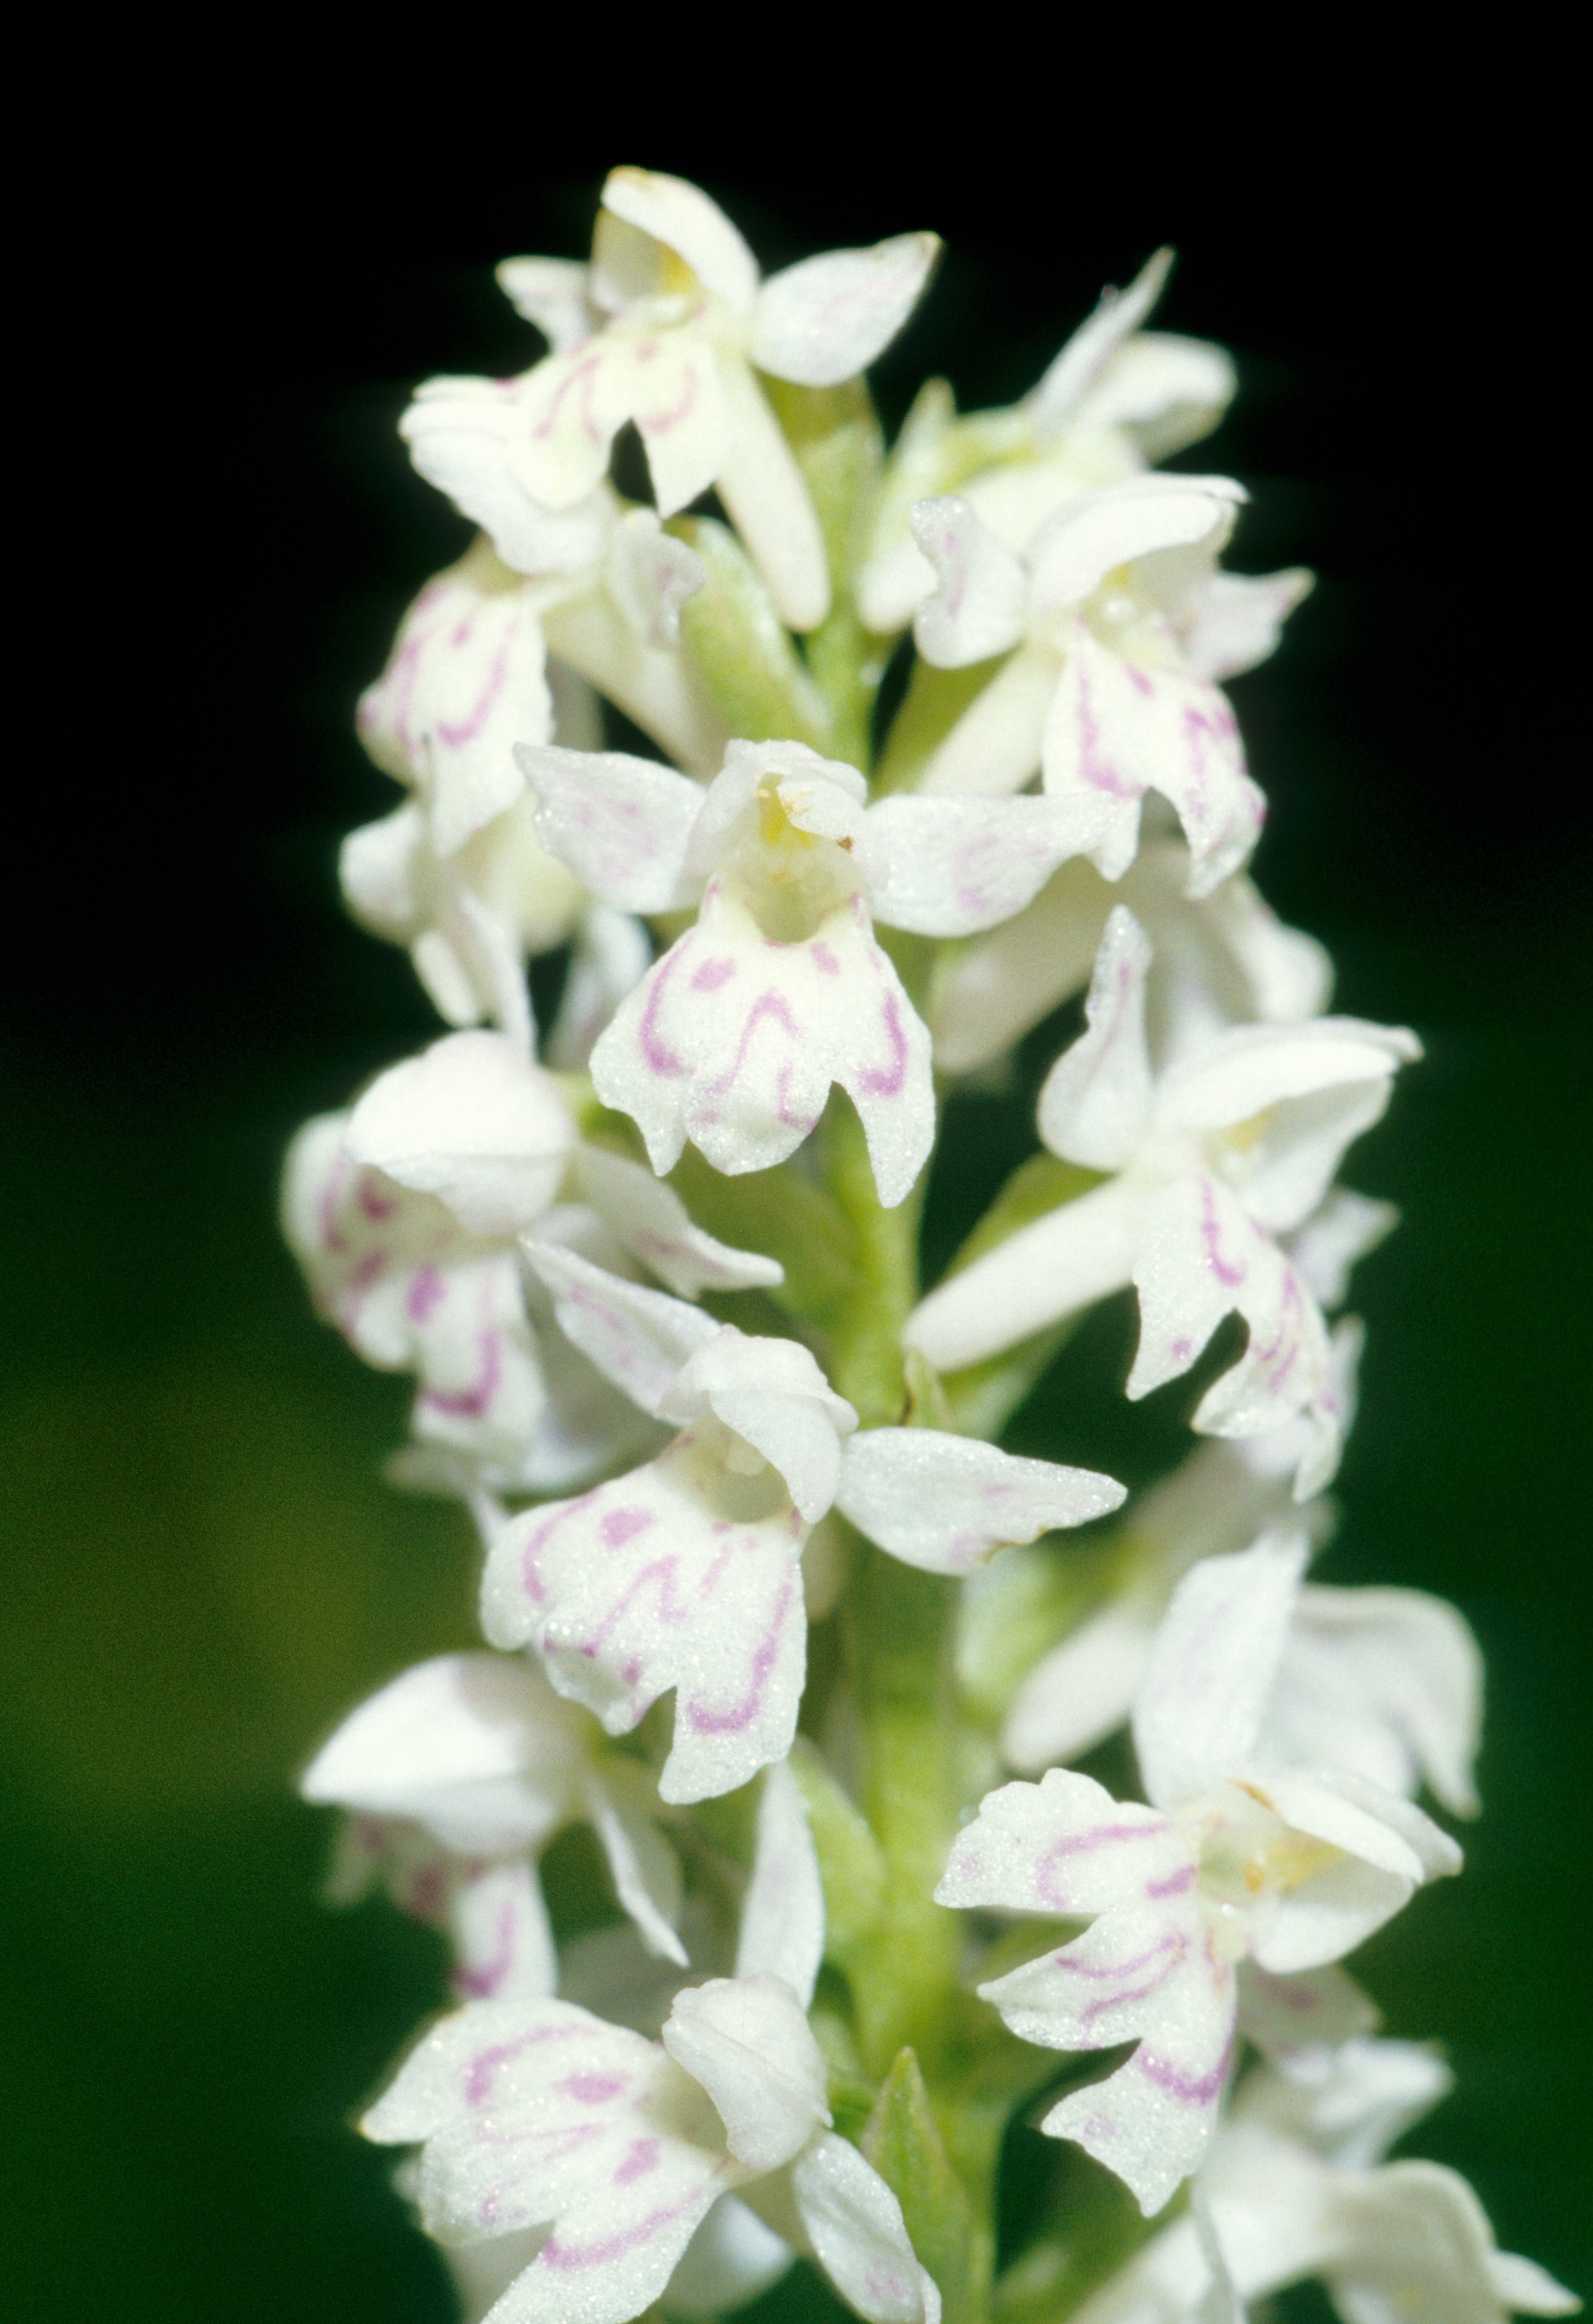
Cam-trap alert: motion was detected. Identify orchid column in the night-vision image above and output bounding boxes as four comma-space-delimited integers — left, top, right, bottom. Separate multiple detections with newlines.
286, 170, 1577, 2324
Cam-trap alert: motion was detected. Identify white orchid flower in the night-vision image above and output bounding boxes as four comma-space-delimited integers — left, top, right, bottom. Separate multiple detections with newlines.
302, 1651, 686, 1992
906, 908, 1418, 1493
403, 167, 940, 632
857, 249, 1238, 636
936, 1532, 1461, 2216
360, 1977, 941, 2324
930, 834, 1332, 1080
363, 1748, 942, 2324
1071, 2041, 1578, 2324
908, 476, 1311, 897
480, 1245, 1125, 1803
345, 519, 720, 1047
281, 1030, 782, 1489
518, 735, 1112, 1205
988, 1314, 1482, 1813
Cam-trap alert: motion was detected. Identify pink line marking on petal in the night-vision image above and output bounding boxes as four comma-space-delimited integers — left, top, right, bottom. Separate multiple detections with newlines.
601, 1505, 657, 1549
810, 941, 841, 974
520, 1489, 603, 1607
855, 987, 908, 1097
706, 989, 800, 1100
357, 1177, 397, 1221
640, 947, 688, 1078
455, 1898, 520, 1999
690, 956, 736, 991
434, 628, 513, 749
540, 2182, 721, 2272
463, 2020, 587, 2107
1134, 2025, 1235, 2106
685, 1568, 795, 1736
1075, 660, 1136, 798
1146, 1866, 1196, 1898
557, 2071, 627, 2104
407, 1264, 445, 1322
615, 2136, 661, 2184
1198, 1180, 1248, 1288
1034, 1820, 1169, 1913
421, 1329, 503, 1418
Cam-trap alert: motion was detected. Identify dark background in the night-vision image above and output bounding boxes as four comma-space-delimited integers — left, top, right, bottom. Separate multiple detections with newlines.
5, 96, 1587, 2318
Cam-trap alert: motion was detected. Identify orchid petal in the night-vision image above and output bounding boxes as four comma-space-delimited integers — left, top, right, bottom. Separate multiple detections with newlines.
1076, 331, 1237, 460
449, 1857, 559, 2001
859, 792, 1109, 938
585, 1767, 689, 1966
1037, 904, 1156, 1169
904, 1177, 1148, 1374
494, 255, 594, 350
662, 1974, 830, 2174
1268, 1585, 1484, 1818
936, 1770, 1186, 1918
591, 885, 934, 1207
930, 858, 1110, 1075
1027, 475, 1245, 615
1328, 2160, 1581, 2324
789, 2131, 943, 2323
574, 1144, 783, 1298
634, 335, 728, 518
362, 1999, 731, 2321
713, 351, 831, 631
356, 541, 552, 852
910, 497, 1028, 668
1286, 1192, 1399, 1308
1002, 1597, 1162, 1773
401, 377, 612, 575
663, 2195, 794, 2316
837, 1428, 1125, 1574
1037, 1924, 1236, 2216
300, 1652, 582, 1856
519, 1240, 720, 1417
1131, 1532, 1309, 1811
1028, 249, 1174, 435
915, 638, 1057, 797
515, 742, 703, 913
736, 1759, 824, 2008
1041, 627, 1264, 897
1179, 567, 1315, 683
662, 1328, 855, 1520
752, 233, 941, 386
345, 1032, 575, 1240
1237, 1963, 1380, 2080
599, 167, 760, 315
480, 1436, 809, 1803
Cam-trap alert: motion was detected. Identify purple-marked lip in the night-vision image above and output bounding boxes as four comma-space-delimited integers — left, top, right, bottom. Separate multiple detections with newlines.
690, 956, 736, 991
463, 2021, 585, 2107
541, 2182, 721, 2271
422, 1329, 503, 1418
639, 944, 688, 1078
407, 1264, 445, 1322
705, 988, 800, 1101
1146, 1865, 1196, 1898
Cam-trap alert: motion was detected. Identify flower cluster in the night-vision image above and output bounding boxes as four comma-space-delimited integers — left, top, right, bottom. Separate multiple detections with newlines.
290, 172, 1575, 2324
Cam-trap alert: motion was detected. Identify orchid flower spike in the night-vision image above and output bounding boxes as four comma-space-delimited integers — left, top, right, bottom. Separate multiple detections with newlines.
937, 1532, 1461, 2216
301, 1651, 686, 1994
479, 1244, 1125, 1801
908, 476, 1312, 897
907, 907, 1418, 1494
518, 734, 1112, 1204
402, 166, 940, 632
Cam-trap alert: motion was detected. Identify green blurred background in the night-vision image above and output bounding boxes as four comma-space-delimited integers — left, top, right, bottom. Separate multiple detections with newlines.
7, 119, 1587, 2316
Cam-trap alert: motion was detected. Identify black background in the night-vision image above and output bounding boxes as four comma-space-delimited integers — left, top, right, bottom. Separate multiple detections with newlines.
5, 80, 1587, 2319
